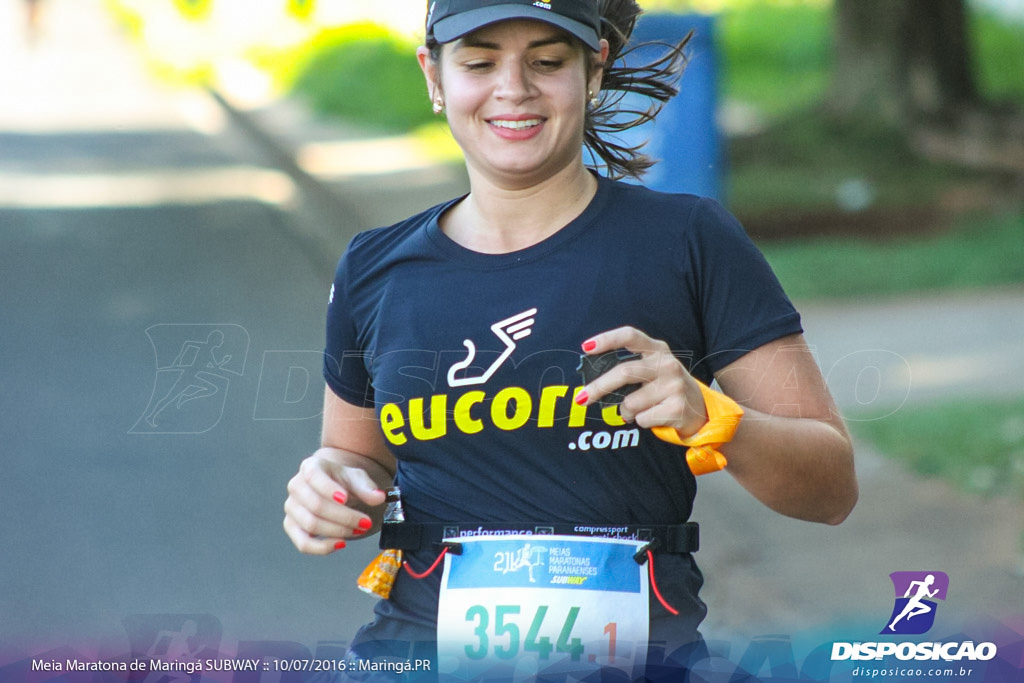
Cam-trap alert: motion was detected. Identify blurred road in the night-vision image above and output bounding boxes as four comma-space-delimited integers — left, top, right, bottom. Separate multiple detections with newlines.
1, 0, 1022, 670
0, 0, 382, 654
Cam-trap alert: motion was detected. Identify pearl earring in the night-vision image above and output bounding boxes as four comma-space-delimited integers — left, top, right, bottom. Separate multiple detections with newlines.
588, 90, 600, 108
432, 96, 445, 114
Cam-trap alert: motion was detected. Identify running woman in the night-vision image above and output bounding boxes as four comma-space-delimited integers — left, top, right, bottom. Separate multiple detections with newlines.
283, 1, 857, 679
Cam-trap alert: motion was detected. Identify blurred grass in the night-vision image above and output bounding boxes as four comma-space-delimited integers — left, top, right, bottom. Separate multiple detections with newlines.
761, 210, 1024, 300
849, 396, 1024, 498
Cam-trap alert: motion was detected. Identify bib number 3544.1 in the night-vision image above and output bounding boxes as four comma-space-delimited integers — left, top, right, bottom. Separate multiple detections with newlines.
436, 535, 649, 679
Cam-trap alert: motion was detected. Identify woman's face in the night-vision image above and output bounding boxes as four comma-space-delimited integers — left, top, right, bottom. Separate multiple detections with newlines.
418, 19, 607, 188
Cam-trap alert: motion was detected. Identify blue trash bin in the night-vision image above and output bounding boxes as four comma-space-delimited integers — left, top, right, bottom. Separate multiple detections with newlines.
589, 13, 722, 201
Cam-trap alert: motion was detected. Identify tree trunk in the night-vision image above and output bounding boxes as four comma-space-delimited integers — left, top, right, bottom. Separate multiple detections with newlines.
829, 0, 977, 127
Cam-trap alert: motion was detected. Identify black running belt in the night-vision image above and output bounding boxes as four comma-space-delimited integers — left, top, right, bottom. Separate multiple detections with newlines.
379, 521, 699, 554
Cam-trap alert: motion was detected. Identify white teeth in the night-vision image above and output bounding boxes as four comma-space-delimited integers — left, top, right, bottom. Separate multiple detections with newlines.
490, 119, 541, 130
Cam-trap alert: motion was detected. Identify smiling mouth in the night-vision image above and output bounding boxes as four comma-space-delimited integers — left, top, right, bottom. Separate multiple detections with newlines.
488, 118, 543, 130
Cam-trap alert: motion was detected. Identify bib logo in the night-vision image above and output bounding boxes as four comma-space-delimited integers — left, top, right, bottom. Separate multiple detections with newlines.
881, 571, 949, 635
493, 543, 548, 583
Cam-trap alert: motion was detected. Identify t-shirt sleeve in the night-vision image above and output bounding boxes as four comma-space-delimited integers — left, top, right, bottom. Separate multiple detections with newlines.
687, 197, 803, 375
322, 238, 376, 407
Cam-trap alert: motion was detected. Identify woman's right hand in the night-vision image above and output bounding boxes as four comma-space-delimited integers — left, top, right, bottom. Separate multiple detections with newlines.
283, 447, 389, 555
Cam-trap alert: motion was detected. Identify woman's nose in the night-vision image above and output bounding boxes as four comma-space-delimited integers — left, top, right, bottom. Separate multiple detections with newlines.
494, 61, 536, 102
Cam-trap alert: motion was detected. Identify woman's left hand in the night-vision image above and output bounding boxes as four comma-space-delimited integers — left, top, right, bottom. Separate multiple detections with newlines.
576, 326, 708, 438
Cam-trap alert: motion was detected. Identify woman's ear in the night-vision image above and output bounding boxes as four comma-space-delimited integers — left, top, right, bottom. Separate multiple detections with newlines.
416, 46, 439, 102
589, 39, 610, 95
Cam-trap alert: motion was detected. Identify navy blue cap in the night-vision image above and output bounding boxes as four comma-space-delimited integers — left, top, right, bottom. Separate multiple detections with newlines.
427, 0, 602, 51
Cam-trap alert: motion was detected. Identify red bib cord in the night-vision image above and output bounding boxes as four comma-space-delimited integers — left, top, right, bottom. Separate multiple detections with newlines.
403, 547, 449, 579
647, 549, 679, 615
403, 546, 679, 616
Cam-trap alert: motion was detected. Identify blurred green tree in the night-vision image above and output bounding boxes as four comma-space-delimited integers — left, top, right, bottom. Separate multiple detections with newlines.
288, 0, 315, 20
290, 25, 434, 133
173, 0, 213, 21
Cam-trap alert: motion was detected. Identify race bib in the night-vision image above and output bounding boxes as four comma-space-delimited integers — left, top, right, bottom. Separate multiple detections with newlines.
436, 534, 649, 680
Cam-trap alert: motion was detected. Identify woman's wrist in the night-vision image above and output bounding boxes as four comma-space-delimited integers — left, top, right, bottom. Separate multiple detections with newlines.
651, 380, 744, 475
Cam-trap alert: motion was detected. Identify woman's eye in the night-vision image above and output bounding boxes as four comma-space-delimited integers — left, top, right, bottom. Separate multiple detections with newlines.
464, 61, 494, 71
534, 59, 564, 71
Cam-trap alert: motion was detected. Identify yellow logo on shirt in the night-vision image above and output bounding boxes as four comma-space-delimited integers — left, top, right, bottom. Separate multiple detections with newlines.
378, 384, 640, 453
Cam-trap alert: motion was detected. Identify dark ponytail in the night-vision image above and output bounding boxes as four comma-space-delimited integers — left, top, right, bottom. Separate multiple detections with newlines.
586, 0, 691, 180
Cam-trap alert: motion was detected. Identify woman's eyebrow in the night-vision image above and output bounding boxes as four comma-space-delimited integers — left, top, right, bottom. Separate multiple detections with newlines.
527, 36, 573, 49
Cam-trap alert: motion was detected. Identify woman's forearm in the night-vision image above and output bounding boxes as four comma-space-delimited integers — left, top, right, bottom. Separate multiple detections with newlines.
720, 408, 858, 525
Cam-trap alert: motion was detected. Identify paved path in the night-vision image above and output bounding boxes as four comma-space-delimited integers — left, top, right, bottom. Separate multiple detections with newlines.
799, 288, 1024, 412
0, 0, 381, 657
2, 0, 1022, 672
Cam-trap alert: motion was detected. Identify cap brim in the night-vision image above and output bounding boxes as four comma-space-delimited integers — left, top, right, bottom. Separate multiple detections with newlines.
432, 5, 601, 51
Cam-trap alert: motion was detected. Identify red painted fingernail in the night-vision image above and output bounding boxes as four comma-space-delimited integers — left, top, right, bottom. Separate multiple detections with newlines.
334, 540, 346, 550
582, 340, 597, 352
357, 518, 373, 530
574, 390, 589, 406
352, 527, 366, 535
333, 491, 347, 504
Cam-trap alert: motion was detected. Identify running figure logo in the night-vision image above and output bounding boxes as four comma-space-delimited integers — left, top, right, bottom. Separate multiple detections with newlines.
131, 324, 249, 434
494, 543, 547, 583
447, 308, 537, 387
881, 571, 949, 635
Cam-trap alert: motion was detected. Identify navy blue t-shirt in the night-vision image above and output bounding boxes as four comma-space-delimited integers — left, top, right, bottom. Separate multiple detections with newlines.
323, 175, 802, 651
